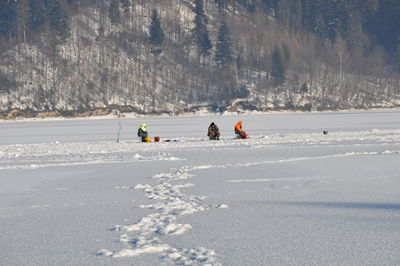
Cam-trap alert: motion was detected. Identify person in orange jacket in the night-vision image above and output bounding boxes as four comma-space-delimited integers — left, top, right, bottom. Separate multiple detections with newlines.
235, 121, 243, 137
235, 121, 249, 139
234, 121, 243, 134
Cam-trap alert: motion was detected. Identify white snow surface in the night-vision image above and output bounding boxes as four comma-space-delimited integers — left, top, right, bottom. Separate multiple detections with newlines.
0, 110, 400, 265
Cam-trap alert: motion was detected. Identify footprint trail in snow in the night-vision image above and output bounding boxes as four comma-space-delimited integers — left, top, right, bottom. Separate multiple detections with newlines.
99, 165, 226, 265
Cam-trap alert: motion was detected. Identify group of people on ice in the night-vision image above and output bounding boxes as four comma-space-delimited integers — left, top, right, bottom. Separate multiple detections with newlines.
137, 121, 248, 142
207, 121, 248, 140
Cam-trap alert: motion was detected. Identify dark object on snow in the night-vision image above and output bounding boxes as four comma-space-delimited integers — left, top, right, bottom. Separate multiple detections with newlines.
208, 122, 220, 140
164, 139, 179, 142
154, 136, 160, 142
117, 121, 122, 143
237, 131, 249, 139
323, 130, 328, 135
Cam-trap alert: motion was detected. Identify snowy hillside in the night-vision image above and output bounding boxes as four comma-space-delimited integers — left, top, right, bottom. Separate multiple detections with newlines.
1, 1, 400, 119
1, 110, 400, 265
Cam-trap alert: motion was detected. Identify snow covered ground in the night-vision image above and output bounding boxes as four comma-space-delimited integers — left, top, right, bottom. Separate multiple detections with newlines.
1, 110, 400, 265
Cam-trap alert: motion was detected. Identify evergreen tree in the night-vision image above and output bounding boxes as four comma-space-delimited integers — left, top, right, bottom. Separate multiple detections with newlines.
301, 0, 316, 32
314, 13, 327, 38
192, 0, 212, 59
396, 37, 400, 72
109, 0, 121, 25
0, 0, 17, 36
260, 0, 279, 14
48, 0, 70, 45
28, 0, 47, 30
358, 0, 379, 18
16, 0, 30, 43
213, 0, 227, 11
271, 47, 285, 85
215, 20, 232, 68
281, 42, 291, 66
366, 0, 400, 54
193, 0, 206, 22
198, 24, 212, 57
149, 8, 164, 47
276, 0, 290, 26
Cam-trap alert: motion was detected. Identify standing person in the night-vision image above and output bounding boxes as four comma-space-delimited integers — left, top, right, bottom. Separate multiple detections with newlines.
207, 122, 220, 140
137, 123, 149, 142
234, 121, 248, 139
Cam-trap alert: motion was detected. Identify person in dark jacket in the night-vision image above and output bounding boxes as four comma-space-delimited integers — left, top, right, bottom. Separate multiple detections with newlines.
137, 123, 149, 142
207, 122, 220, 140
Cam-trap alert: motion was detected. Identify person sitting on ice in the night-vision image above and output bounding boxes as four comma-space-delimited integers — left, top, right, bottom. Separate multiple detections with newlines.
137, 123, 149, 142
207, 122, 220, 140
234, 121, 248, 139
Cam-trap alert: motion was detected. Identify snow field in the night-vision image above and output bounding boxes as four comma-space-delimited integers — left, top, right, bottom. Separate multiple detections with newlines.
0, 110, 399, 265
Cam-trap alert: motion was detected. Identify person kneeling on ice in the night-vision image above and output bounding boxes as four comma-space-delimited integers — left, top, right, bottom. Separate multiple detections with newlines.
207, 122, 220, 140
137, 123, 150, 142
234, 121, 248, 139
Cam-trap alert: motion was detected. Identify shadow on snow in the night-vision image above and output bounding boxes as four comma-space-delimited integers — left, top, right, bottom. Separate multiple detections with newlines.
268, 201, 400, 211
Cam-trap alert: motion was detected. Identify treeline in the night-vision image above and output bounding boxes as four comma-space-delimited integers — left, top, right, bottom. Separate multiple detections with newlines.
3, 0, 398, 68
0, 0, 399, 116
0, 0, 72, 51
233, 0, 400, 69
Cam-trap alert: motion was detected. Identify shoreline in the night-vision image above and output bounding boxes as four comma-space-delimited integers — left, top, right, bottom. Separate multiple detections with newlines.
1, 107, 399, 123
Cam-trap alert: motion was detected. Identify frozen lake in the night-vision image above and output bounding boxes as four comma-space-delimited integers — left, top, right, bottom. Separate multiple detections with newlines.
0, 110, 400, 265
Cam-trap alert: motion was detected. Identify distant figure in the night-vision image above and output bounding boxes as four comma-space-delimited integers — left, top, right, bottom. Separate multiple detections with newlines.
234, 121, 248, 139
137, 123, 149, 142
234, 121, 243, 136
207, 122, 220, 140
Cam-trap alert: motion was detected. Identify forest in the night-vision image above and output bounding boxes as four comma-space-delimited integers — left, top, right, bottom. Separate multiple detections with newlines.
0, 0, 399, 118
